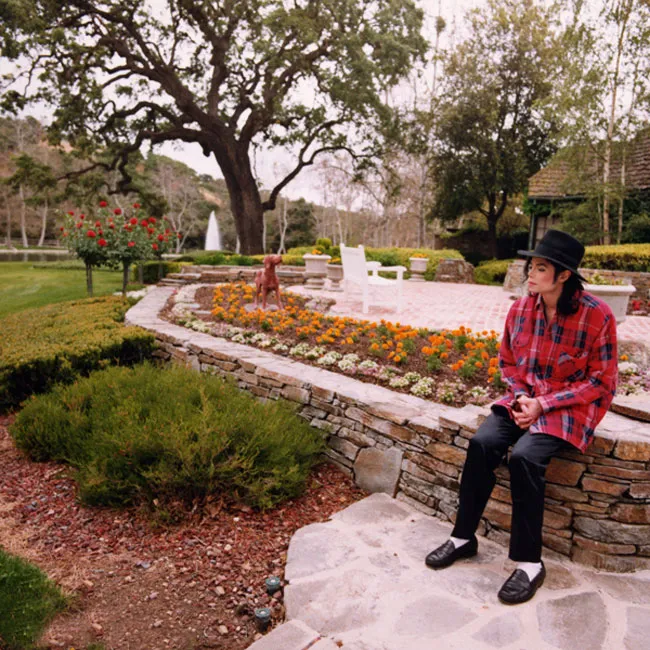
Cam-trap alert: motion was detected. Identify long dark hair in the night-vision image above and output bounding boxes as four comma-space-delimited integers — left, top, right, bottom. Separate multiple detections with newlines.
524, 258, 583, 316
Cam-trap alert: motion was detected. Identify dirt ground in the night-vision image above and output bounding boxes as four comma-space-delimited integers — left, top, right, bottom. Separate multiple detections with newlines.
0, 415, 366, 650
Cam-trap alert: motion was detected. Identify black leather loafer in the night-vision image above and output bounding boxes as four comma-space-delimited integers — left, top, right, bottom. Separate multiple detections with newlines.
425, 536, 478, 569
498, 562, 546, 604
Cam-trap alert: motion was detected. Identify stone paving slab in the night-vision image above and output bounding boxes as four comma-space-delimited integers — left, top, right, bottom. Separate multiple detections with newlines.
276, 493, 650, 650
288, 280, 650, 346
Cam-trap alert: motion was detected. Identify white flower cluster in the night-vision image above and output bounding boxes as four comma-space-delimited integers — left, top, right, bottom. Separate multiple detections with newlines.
338, 353, 360, 373
231, 333, 247, 343
377, 366, 398, 382
467, 386, 491, 405
389, 376, 410, 388
404, 372, 422, 384
358, 360, 380, 376
304, 346, 327, 360
411, 377, 436, 397
273, 342, 289, 353
289, 342, 312, 357
317, 351, 342, 366
188, 320, 211, 334
435, 379, 467, 404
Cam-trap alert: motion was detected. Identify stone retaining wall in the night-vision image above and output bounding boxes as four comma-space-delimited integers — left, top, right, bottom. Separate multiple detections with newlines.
127, 286, 650, 573
180, 265, 307, 285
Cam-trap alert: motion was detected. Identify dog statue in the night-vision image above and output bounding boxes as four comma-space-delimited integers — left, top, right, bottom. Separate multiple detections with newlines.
254, 254, 284, 310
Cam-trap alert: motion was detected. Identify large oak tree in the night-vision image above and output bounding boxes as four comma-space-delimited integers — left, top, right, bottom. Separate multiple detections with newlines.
0, 0, 426, 253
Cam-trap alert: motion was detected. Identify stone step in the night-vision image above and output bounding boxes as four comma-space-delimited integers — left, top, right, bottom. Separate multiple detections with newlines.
167, 272, 202, 281
158, 278, 187, 286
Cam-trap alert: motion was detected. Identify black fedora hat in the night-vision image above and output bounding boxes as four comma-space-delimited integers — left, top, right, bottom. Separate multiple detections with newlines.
517, 230, 587, 281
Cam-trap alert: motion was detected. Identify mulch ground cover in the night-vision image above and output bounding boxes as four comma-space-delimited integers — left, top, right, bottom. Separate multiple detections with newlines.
0, 415, 366, 650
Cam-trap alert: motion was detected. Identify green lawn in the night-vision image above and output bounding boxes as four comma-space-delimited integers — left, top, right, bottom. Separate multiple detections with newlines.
0, 262, 138, 318
0, 549, 68, 650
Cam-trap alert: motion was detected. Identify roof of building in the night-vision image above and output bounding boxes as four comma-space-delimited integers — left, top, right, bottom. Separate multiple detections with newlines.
529, 130, 650, 199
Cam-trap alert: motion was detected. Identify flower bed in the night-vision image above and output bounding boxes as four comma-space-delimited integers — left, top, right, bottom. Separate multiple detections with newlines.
161, 282, 506, 408
163, 282, 650, 410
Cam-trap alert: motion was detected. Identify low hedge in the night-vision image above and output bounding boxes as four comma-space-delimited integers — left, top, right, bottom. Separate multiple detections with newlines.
287, 246, 464, 280
0, 296, 155, 413
131, 260, 192, 284
475, 259, 513, 285
10, 363, 325, 511
583, 244, 650, 272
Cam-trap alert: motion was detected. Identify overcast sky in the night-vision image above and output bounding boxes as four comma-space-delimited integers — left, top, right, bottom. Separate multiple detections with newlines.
154, 0, 484, 205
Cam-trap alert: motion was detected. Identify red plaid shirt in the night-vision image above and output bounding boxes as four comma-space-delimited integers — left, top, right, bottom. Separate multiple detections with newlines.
493, 291, 618, 451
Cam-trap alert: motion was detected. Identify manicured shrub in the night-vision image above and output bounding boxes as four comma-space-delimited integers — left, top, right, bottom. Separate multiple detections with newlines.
11, 363, 326, 511
286, 245, 464, 279
131, 260, 191, 284
0, 297, 155, 413
475, 259, 513, 285
582, 244, 650, 272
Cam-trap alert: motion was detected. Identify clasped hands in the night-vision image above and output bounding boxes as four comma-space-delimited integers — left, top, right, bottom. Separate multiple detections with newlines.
511, 395, 543, 429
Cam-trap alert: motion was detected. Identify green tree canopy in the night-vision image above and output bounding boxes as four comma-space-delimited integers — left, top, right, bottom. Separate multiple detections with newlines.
432, 0, 569, 257
0, 0, 427, 253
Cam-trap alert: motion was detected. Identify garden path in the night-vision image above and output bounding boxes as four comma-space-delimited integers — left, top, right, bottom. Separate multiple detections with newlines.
249, 492, 650, 650
289, 279, 650, 344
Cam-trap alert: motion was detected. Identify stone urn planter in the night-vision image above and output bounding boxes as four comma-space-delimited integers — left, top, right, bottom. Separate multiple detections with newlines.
584, 282, 636, 323
303, 253, 331, 289
409, 257, 428, 282
326, 263, 344, 291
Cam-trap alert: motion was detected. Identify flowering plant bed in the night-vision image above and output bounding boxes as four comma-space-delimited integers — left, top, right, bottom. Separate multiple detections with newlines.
164, 282, 508, 408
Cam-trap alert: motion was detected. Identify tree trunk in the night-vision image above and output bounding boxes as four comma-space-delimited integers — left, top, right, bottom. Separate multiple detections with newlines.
262, 213, 267, 253
216, 145, 264, 255
38, 199, 48, 247
85, 262, 94, 297
617, 154, 627, 245
122, 262, 130, 297
18, 184, 28, 248
277, 196, 288, 254
4, 193, 11, 246
487, 215, 498, 259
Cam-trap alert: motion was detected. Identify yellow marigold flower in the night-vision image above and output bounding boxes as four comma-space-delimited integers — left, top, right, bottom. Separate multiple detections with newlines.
475, 361, 483, 368
620, 354, 629, 361
440, 352, 448, 359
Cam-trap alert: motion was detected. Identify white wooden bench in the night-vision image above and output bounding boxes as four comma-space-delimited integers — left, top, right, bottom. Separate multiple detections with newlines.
340, 244, 406, 314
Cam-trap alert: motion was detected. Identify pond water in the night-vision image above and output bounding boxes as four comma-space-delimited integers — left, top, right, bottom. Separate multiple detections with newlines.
0, 250, 73, 262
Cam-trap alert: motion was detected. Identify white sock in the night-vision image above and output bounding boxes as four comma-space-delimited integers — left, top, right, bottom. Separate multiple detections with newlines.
449, 536, 470, 549
517, 561, 542, 581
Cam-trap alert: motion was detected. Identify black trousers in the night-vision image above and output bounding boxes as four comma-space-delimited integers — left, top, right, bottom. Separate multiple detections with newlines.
451, 409, 571, 562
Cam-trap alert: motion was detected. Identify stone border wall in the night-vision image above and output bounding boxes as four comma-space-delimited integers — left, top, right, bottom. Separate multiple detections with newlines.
127, 286, 650, 573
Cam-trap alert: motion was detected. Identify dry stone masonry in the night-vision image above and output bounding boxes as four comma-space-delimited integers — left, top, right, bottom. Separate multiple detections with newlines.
127, 285, 650, 573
